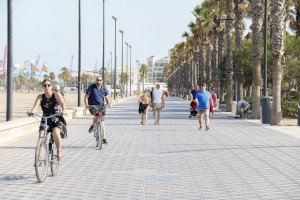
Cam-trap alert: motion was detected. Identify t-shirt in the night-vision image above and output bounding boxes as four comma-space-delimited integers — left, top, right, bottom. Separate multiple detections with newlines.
237, 100, 250, 110
86, 84, 109, 107
196, 91, 212, 110
152, 88, 163, 104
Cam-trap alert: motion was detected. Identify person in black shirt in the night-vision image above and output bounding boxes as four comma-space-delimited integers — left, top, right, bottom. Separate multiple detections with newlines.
28, 79, 67, 161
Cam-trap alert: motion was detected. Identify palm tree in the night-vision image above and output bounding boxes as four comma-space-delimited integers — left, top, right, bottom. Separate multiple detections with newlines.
270, 0, 287, 125
58, 67, 73, 87
234, 0, 245, 101
139, 64, 148, 92
250, 0, 264, 119
290, 0, 300, 37
225, 0, 234, 112
81, 73, 93, 91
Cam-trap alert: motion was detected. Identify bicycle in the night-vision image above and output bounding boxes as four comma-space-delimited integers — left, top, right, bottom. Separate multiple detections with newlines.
29, 113, 62, 183
88, 105, 106, 150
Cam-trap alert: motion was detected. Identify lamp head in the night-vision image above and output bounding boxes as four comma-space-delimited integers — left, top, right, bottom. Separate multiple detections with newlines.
216, 19, 223, 32
238, 0, 250, 10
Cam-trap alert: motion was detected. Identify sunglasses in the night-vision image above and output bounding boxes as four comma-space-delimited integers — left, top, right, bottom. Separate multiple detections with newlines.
43, 84, 52, 88
96, 79, 103, 82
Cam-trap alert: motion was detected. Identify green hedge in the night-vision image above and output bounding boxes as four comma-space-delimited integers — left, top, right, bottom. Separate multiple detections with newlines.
281, 100, 298, 118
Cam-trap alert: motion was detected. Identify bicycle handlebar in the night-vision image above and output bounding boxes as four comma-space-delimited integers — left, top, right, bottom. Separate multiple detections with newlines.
28, 113, 62, 120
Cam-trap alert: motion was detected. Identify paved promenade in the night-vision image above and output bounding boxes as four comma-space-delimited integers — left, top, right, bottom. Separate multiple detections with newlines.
0, 98, 300, 200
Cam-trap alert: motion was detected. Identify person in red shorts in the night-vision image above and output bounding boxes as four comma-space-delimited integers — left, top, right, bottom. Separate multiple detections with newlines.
210, 89, 217, 117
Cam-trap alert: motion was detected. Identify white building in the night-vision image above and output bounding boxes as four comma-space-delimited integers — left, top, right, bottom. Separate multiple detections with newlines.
146, 56, 169, 83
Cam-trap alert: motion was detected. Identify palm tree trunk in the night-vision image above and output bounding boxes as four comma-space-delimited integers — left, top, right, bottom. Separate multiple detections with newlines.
205, 43, 211, 89
225, 0, 234, 112
211, 31, 218, 91
218, 32, 225, 100
251, 0, 264, 119
199, 45, 205, 83
234, 0, 245, 101
271, 0, 286, 125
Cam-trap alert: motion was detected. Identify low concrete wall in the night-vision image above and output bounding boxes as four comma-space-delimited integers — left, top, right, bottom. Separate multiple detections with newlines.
231, 101, 237, 115
0, 96, 136, 146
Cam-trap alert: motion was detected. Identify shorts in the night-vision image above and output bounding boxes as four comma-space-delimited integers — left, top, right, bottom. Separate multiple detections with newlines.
198, 109, 209, 116
39, 116, 67, 138
89, 105, 106, 119
153, 103, 162, 110
139, 104, 149, 114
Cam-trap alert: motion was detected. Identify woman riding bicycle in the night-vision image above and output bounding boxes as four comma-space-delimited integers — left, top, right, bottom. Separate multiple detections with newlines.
27, 79, 67, 161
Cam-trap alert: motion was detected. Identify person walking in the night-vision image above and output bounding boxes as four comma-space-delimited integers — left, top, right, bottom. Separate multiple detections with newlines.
209, 89, 217, 117
152, 84, 164, 125
190, 83, 199, 101
196, 83, 212, 131
138, 93, 150, 125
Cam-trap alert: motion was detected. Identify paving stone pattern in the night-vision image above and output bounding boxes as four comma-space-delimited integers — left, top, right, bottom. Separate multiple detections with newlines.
0, 98, 300, 200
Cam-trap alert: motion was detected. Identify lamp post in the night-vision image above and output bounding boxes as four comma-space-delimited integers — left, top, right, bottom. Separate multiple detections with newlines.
239, 0, 270, 123
109, 51, 113, 87
125, 42, 129, 97
112, 16, 117, 99
129, 44, 132, 96
78, 0, 82, 107
102, 0, 106, 84
6, 0, 13, 121
119, 30, 124, 97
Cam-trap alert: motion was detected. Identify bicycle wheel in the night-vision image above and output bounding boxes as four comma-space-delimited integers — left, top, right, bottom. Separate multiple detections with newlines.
35, 137, 49, 183
97, 123, 103, 150
50, 143, 59, 176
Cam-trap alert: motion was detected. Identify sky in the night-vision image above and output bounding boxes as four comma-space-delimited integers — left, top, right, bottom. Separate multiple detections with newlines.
0, 0, 201, 74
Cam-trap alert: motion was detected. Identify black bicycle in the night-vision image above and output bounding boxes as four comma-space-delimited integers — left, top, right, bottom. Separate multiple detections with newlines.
89, 106, 106, 150
29, 113, 61, 183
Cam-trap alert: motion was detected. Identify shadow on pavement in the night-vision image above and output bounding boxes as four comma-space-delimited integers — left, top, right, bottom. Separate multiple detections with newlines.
158, 145, 300, 154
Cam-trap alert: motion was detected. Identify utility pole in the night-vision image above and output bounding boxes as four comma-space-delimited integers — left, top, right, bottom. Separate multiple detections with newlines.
78, 0, 82, 107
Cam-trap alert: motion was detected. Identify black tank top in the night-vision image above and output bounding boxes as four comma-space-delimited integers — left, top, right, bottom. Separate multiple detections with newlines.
41, 93, 60, 116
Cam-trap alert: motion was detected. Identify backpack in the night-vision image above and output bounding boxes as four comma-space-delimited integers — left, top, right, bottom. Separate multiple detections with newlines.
88, 84, 106, 101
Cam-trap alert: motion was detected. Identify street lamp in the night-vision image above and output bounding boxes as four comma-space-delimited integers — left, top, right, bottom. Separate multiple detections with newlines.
109, 51, 113, 88
119, 30, 124, 97
78, 0, 82, 107
6, 0, 13, 121
129, 44, 132, 96
125, 42, 129, 97
216, 19, 223, 32
238, 0, 250, 10
102, 0, 106, 84
112, 16, 117, 99
239, 0, 270, 124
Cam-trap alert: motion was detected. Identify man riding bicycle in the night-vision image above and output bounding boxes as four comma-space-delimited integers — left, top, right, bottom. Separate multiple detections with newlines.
27, 79, 67, 161
84, 76, 111, 144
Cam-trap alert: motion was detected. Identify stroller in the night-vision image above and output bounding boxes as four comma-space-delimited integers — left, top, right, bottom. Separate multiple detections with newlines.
189, 100, 198, 119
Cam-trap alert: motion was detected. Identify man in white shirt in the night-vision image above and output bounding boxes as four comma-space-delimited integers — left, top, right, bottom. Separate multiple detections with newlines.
152, 84, 164, 125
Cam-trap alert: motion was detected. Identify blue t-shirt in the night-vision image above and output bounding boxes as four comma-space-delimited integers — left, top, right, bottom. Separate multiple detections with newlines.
86, 84, 109, 107
196, 91, 211, 110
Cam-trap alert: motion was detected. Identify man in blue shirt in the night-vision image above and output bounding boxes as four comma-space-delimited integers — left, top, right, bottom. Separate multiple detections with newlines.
84, 76, 111, 144
196, 83, 212, 131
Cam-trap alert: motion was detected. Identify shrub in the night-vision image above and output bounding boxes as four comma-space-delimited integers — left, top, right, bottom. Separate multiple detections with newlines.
281, 100, 298, 118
